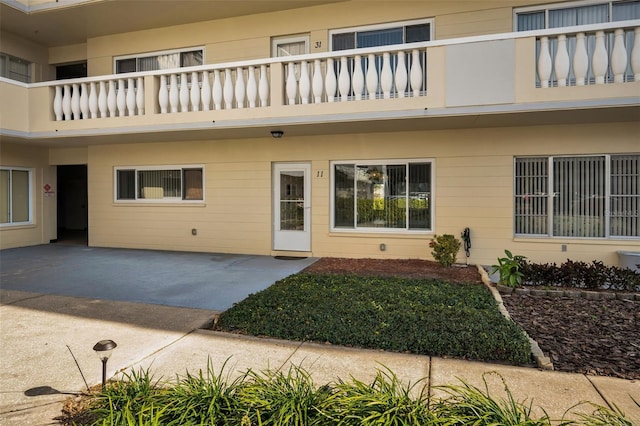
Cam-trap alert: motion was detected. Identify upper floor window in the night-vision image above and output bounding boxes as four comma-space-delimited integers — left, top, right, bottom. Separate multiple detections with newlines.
0, 167, 32, 226
330, 19, 432, 51
515, 154, 639, 238
516, 0, 640, 31
115, 48, 204, 74
115, 166, 204, 202
0, 53, 31, 83
332, 160, 432, 232
272, 35, 309, 58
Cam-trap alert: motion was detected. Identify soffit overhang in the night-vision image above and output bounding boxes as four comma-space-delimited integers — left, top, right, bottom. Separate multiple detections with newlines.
0, 0, 347, 47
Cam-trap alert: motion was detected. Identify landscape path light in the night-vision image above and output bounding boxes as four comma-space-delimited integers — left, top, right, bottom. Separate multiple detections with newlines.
93, 339, 117, 388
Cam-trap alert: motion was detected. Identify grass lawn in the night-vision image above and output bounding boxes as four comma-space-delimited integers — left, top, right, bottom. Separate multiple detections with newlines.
218, 274, 531, 365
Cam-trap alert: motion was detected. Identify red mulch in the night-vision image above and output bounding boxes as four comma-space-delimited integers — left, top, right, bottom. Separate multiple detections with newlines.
302, 257, 481, 283
303, 258, 639, 380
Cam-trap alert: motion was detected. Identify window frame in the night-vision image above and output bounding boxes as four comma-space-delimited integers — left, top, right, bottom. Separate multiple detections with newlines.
271, 34, 310, 57
0, 52, 32, 83
113, 46, 205, 74
328, 18, 434, 51
513, 154, 639, 239
513, 0, 639, 31
330, 158, 435, 234
113, 165, 205, 204
0, 166, 34, 227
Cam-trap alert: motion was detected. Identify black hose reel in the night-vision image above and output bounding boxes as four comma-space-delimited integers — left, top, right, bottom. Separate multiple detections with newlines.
461, 227, 471, 263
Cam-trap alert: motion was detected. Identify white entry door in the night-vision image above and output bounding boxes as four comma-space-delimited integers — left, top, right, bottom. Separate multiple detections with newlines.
273, 163, 311, 252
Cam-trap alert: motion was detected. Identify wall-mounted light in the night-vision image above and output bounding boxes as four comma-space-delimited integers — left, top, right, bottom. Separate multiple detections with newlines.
93, 339, 117, 388
271, 130, 284, 139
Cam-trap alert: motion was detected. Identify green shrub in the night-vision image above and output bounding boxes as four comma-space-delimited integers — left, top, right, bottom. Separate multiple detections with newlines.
218, 274, 531, 365
518, 259, 640, 291
491, 250, 527, 288
429, 234, 461, 267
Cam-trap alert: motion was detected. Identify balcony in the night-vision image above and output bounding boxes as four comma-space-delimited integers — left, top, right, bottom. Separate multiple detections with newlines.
2, 20, 638, 144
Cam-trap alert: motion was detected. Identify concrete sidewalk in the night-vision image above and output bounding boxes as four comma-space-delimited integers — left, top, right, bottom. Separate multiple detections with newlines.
1, 290, 638, 425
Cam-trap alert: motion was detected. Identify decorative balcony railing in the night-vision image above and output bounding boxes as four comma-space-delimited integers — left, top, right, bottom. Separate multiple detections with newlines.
536, 25, 640, 88
49, 43, 429, 121
53, 77, 145, 121
281, 48, 427, 105
41, 21, 640, 124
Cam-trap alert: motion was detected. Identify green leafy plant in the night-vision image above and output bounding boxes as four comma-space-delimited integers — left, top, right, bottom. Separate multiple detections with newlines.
491, 250, 527, 288
429, 234, 461, 267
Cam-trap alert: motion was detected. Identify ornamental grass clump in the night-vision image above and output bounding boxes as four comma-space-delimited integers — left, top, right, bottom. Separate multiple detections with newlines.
429, 234, 462, 267
68, 365, 638, 425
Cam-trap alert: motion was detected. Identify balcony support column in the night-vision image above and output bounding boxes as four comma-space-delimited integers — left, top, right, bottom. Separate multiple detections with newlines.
270, 62, 284, 108
632, 28, 640, 81
143, 75, 155, 115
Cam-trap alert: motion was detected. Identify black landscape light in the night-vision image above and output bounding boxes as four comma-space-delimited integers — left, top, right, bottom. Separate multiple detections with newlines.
93, 339, 117, 388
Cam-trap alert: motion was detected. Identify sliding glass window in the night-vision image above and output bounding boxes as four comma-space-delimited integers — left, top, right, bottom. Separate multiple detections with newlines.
333, 161, 432, 231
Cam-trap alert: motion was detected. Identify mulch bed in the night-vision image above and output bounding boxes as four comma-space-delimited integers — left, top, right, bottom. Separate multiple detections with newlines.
302, 257, 482, 283
501, 294, 640, 380
303, 258, 640, 380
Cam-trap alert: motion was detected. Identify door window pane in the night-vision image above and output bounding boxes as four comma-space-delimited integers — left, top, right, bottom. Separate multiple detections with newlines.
279, 171, 305, 231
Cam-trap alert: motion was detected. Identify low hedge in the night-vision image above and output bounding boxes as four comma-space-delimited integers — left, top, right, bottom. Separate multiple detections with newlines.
518, 259, 640, 292
218, 274, 531, 365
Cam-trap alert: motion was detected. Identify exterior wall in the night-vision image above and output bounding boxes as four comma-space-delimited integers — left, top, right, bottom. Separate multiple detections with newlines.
0, 143, 56, 249
0, 80, 29, 133
76, 121, 638, 266
49, 43, 87, 66
81, 0, 560, 76
0, 30, 51, 82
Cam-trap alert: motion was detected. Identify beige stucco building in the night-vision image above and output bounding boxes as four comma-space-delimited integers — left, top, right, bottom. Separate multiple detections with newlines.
1, 0, 638, 267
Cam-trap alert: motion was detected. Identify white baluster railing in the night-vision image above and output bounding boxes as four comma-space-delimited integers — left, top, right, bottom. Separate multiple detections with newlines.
282, 46, 427, 105
536, 24, 639, 88
52, 76, 146, 121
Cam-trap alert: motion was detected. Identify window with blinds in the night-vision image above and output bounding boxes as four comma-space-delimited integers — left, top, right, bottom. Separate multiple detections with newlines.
515, 155, 639, 238
0, 167, 32, 225
330, 20, 431, 51
116, 166, 203, 202
333, 161, 432, 231
515, 1, 640, 31
115, 48, 203, 74
0, 53, 31, 83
